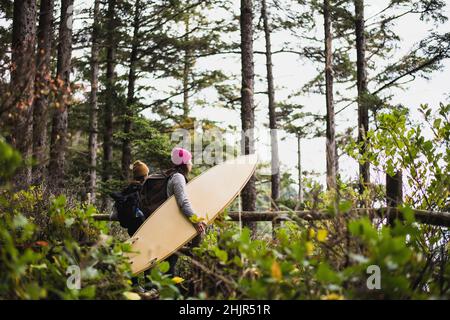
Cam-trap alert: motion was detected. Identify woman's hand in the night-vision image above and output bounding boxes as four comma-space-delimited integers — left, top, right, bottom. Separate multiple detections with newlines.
194, 221, 207, 234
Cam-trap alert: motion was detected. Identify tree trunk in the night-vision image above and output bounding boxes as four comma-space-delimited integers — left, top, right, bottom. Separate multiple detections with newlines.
262, 0, 280, 208
88, 0, 100, 203
297, 134, 303, 205
33, 0, 53, 186
9, 0, 37, 187
182, 12, 191, 119
240, 0, 257, 234
49, 0, 73, 191
121, 0, 140, 181
354, 0, 369, 195
102, 0, 117, 209
386, 170, 403, 225
324, 0, 337, 191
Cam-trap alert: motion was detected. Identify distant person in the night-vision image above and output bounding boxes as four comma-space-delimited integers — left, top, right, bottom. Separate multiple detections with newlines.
110, 160, 150, 235
110, 160, 153, 294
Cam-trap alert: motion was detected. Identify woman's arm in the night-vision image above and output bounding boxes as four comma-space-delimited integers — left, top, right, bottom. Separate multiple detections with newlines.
170, 174, 207, 234
171, 173, 195, 219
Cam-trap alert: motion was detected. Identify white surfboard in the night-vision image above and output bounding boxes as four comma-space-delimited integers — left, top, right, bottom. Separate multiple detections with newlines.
127, 154, 258, 275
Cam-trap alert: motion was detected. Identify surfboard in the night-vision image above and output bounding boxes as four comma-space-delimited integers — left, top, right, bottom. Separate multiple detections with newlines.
126, 153, 258, 275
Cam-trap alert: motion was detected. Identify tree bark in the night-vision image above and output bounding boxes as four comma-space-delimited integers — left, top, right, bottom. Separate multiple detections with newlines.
386, 170, 403, 225
9, 0, 37, 187
88, 0, 101, 203
262, 0, 280, 208
324, 0, 337, 191
240, 0, 257, 234
33, 0, 53, 185
182, 9, 191, 119
297, 134, 303, 205
103, 0, 117, 208
121, 0, 140, 181
49, 0, 73, 191
354, 0, 370, 194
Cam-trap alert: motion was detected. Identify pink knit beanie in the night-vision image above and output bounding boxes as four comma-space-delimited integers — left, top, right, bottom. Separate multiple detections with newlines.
171, 147, 192, 165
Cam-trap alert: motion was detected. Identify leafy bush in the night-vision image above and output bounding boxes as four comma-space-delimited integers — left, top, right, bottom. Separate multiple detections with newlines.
176, 206, 449, 299
0, 136, 21, 181
0, 188, 133, 299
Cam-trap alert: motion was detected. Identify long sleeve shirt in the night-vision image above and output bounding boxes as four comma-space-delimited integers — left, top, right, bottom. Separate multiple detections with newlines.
166, 173, 195, 220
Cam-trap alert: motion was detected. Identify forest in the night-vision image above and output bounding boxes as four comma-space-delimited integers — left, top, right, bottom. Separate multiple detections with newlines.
0, 0, 449, 300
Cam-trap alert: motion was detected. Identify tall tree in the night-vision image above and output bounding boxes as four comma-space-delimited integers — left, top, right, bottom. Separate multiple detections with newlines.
87, 0, 101, 202
33, 0, 54, 185
240, 0, 256, 233
354, 0, 369, 195
102, 0, 118, 209
182, 1, 192, 119
49, 0, 73, 190
296, 134, 303, 205
102, 0, 117, 206
121, 0, 141, 180
9, 0, 37, 186
261, 0, 280, 207
324, 0, 337, 191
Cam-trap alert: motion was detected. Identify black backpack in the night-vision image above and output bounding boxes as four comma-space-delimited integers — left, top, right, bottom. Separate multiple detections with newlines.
140, 169, 181, 216
110, 183, 145, 234
111, 169, 187, 235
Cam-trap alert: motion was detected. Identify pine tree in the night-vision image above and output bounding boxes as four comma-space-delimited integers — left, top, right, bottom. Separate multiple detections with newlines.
324, 0, 337, 191
33, 0, 54, 185
240, 0, 257, 234
87, 0, 101, 203
353, 0, 369, 195
49, 0, 74, 190
121, 0, 141, 180
9, 0, 37, 187
100, 0, 118, 209
261, 0, 280, 208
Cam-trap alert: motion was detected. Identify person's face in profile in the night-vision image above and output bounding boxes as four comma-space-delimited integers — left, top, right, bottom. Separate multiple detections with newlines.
186, 160, 193, 173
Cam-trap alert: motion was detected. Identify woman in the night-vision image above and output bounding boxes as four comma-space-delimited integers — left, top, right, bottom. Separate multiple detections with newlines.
166, 147, 207, 275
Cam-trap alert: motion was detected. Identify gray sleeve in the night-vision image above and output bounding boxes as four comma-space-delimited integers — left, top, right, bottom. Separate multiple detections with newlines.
171, 173, 195, 219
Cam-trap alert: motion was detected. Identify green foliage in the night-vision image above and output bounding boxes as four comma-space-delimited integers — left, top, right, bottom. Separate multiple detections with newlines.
146, 261, 182, 299
130, 116, 174, 171
0, 187, 133, 299
176, 208, 449, 300
0, 137, 21, 181
344, 103, 449, 210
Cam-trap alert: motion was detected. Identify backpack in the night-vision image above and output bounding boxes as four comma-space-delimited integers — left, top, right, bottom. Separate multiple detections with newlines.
111, 169, 185, 235
140, 169, 178, 217
110, 183, 145, 232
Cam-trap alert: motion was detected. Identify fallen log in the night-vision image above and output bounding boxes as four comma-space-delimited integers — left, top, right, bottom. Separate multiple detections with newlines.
92, 207, 450, 228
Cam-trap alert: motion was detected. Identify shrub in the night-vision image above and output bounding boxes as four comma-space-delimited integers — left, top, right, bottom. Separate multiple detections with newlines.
0, 189, 133, 299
